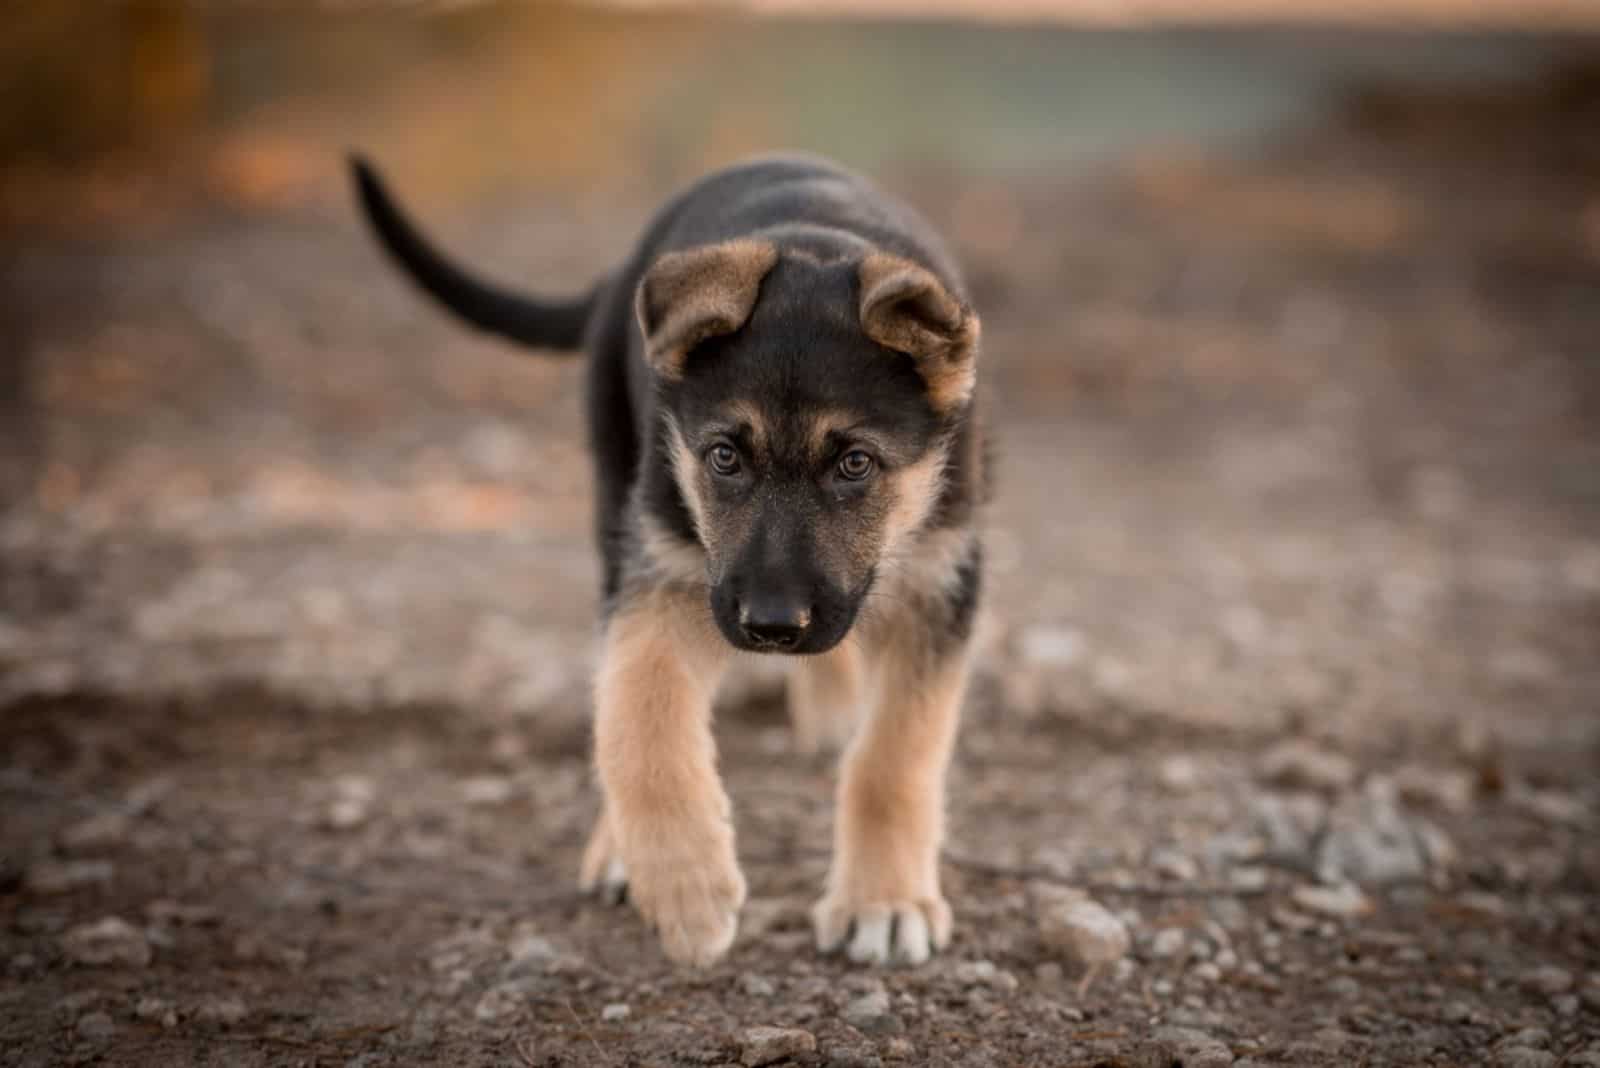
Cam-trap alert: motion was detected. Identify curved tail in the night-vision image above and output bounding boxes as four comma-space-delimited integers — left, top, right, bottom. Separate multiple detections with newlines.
350, 156, 595, 352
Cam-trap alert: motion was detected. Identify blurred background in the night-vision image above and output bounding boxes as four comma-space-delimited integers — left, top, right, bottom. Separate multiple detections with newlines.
3, 2, 1598, 1064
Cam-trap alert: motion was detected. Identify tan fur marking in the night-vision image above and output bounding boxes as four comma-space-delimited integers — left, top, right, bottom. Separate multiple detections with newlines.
880, 448, 949, 560
637, 512, 707, 588
724, 399, 770, 457
812, 629, 973, 964
788, 640, 864, 754
663, 416, 711, 547
590, 587, 743, 966
858, 252, 980, 413
637, 240, 778, 380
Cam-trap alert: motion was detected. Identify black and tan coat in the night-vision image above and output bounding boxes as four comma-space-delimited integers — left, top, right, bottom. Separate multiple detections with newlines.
353, 154, 987, 967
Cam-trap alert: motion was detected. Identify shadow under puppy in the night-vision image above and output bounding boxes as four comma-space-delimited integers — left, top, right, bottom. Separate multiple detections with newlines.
351, 154, 987, 967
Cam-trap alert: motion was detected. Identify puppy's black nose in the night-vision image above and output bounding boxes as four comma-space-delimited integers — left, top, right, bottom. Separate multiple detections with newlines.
738, 595, 810, 650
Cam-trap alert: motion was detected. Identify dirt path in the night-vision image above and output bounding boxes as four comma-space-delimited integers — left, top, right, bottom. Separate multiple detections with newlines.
4, 49, 1599, 1068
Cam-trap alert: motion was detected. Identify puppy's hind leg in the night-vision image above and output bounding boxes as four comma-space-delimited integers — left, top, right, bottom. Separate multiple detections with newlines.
788, 641, 865, 756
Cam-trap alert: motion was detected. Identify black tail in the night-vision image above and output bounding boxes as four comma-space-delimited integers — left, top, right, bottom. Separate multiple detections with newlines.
350, 155, 595, 352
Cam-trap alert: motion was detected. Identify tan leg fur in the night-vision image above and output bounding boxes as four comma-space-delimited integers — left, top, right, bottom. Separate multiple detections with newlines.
812, 626, 972, 966
788, 640, 865, 755
585, 586, 744, 966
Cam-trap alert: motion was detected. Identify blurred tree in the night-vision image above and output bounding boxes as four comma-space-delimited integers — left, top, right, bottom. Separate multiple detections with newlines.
1, 0, 208, 162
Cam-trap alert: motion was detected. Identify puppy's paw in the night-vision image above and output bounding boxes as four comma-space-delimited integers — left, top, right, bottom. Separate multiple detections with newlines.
629, 840, 747, 967
811, 891, 951, 967
579, 816, 628, 905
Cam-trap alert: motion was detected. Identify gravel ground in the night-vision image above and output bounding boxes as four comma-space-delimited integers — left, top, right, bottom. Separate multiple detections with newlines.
3, 52, 1599, 1068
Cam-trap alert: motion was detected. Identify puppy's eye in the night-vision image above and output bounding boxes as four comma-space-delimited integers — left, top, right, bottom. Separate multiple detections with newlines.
707, 443, 742, 477
837, 450, 875, 481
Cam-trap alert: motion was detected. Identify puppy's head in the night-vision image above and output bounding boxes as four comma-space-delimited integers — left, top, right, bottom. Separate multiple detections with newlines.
637, 239, 979, 654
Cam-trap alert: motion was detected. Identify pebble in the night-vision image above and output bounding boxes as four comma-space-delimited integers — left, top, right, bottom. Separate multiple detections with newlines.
1033, 885, 1130, 974
1317, 780, 1434, 885
1153, 1025, 1236, 1067
1252, 792, 1328, 861
75, 1011, 116, 1041
1521, 965, 1573, 995
739, 973, 777, 998
1496, 1050, 1556, 1068
1157, 755, 1202, 793
1259, 740, 1356, 792
26, 859, 115, 894
600, 1002, 630, 1022
60, 812, 134, 853
1017, 625, 1086, 668
1150, 847, 1200, 882
883, 1037, 915, 1060
1291, 882, 1374, 919
826, 1048, 883, 1068
951, 959, 1019, 993
61, 917, 152, 968
1566, 1050, 1600, 1068
1149, 928, 1187, 960
841, 990, 902, 1035
193, 997, 249, 1029
740, 1026, 817, 1067
1191, 962, 1222, 983
459, 776, 515, 806
135, 997, 178, 1029
474, 979, 534, 1022
1392, 764, 1475, 813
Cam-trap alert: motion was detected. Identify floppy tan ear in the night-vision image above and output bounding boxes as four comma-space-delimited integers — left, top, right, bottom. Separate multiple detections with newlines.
635, 240, 778, 379
858, 251, 980, 412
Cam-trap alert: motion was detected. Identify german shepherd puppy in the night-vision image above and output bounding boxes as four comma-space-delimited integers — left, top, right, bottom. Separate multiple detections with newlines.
351, 154, 986, 967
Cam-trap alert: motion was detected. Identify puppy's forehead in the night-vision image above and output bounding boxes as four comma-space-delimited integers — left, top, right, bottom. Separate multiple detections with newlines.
678, 253, 938, 450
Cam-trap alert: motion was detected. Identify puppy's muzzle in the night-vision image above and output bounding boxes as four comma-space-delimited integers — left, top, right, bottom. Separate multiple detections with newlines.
736, 593, 812, 651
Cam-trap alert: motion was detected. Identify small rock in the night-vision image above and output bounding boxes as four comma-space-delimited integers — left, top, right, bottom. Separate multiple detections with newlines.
60, 812, 133, 853
135, 997, 178, 1029
1033, 885, 1131, 981
1565, 1050, 1600, 1068
739, 973, 777, 998
950, 959, 1019, 993
1191, 962, 1222, 983
1510, 787, 1589, 827
1154, 1025, 1235, 1067
474, 979, 534, 1022
193, 997, 248, 1029
883, 1037, 915, 1060
1229, 867, 1269, 891
600, 1002, 630, 1022
1291, 882, 1374, 919
75, 1011, 116, 1041
1157, 755, 1202, 793
1317, 779, 1431, 885
1149, 928, 1187, 960
842, 990, 902, 1035
26, 859, 115, 895
61, 917, 152, 968
1150, 847, 1200, 882
1553, 994, 1579, 1016
740, 1025, 817, 1066
1496, 1050, 1556, 1068
1502, 1029, 1551, 1050
1018, 625, 1086, 668
826, 1048, 883, 1068
1392, 764, 1475, 813
1521, 965, 1573, 995
459, 776, 515, 807
1259, 740, 1356, 792
322, 799, 369, 831
1252, 792, 1328, 861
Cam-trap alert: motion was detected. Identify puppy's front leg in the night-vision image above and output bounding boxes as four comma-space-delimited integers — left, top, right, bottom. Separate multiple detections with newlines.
590, 587, 743, 966
812, 632, 971, 966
